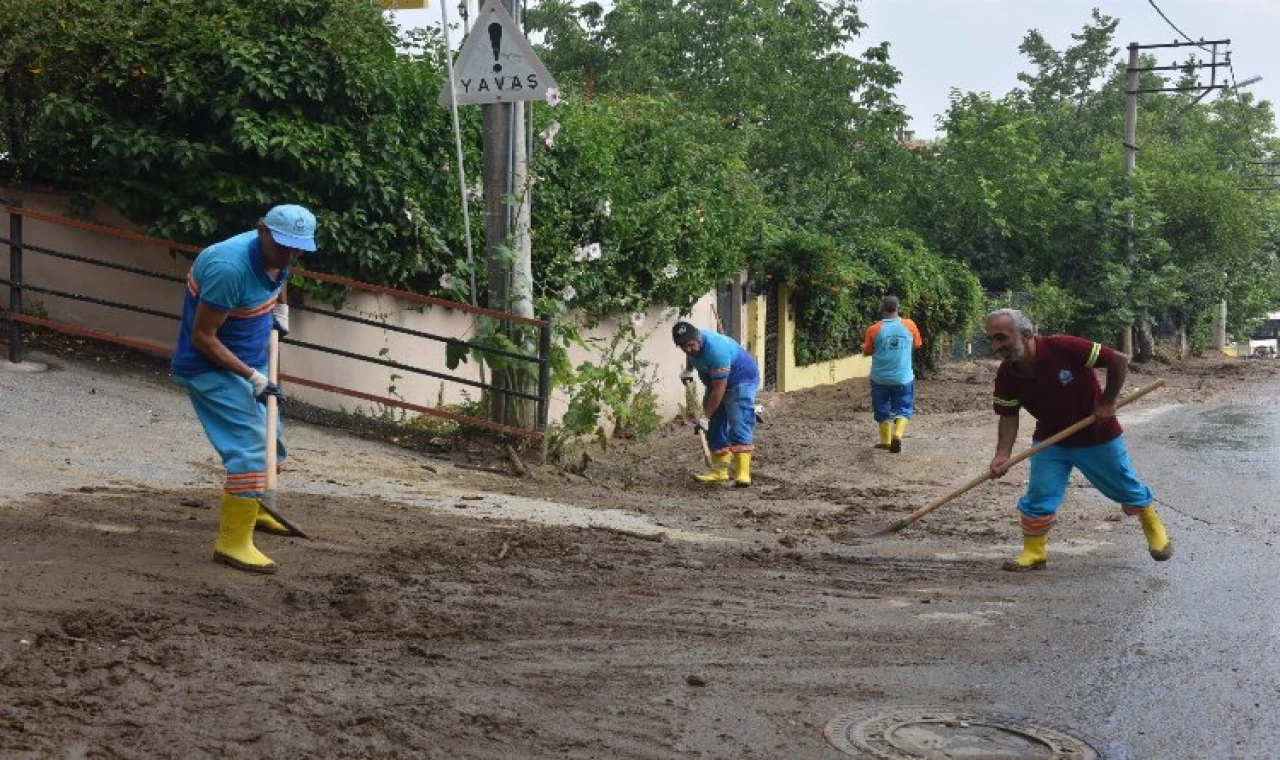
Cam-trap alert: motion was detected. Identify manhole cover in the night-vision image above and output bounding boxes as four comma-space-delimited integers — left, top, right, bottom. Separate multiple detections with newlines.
825, 706, 1106, 759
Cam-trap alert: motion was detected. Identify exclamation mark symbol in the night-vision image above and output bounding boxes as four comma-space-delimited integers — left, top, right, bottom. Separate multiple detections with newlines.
488, 23, 503, 73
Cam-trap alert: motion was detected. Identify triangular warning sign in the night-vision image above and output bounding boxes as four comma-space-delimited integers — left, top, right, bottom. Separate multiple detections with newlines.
438, 0, 558, 106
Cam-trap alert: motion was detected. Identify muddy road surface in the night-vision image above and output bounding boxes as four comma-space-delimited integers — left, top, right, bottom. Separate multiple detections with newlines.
1, 343, 1278, 758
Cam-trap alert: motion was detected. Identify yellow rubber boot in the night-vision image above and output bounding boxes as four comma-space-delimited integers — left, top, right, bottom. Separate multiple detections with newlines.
693, 453, 731, 483
1138, 507, 1173, 561
214, 492, 278, 574
255, 501, 293, 536
876, 422, 892, 449
1002, 534, 1048, 572
733, 452, 752, 488
890, 417, 907, 453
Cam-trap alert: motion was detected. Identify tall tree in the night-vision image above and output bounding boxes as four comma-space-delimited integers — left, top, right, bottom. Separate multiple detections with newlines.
527, 0, 907, 205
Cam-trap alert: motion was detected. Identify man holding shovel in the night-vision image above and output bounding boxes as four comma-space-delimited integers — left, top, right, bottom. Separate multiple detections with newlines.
985, 308, 1172, 571
171, 205, 316, 574
674, 321, 760, 486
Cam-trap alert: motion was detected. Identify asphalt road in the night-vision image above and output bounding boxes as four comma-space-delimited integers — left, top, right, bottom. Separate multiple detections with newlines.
894, 393, 1280, 759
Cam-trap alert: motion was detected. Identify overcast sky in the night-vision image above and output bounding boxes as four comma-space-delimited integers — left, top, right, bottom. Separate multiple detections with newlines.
394, 0, 1279, 140
859, 0, 1278, 138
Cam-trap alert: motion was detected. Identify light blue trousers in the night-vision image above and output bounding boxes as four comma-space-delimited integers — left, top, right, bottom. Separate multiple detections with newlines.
1017, 435, 1152, 535
174, 368, 285, 497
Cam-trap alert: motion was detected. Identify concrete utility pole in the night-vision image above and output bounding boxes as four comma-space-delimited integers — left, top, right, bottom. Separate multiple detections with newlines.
1121, 39, 1230, 360
439, 0, 556, 428
1122, 42, 1140, 356
480, 0, 536, 426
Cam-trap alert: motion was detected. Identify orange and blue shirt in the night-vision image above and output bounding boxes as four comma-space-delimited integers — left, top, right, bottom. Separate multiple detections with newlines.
171, 231, 288, 377
863, 316, 922, 386
689, 330, 759, 387
992, 335, 1122, 447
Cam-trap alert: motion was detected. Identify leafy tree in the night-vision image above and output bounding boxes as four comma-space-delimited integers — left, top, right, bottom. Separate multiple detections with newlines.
527, 0, 907, 206
0, 0, 465, 289
529, 90, 768, 319
913, 9, 1280, 353
756, 226, 981, 366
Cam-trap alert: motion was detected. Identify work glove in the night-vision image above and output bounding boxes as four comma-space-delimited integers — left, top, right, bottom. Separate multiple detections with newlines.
680, 369, 696, 387
692, 415, 710, 435
247, 370, 285, 404
272, 303, 290, 337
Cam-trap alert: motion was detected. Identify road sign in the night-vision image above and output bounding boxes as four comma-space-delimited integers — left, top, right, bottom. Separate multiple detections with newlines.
438, 0, 558, 106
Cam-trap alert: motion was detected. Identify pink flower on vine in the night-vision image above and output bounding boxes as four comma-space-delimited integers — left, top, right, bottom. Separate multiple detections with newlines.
545, 87, 562, 106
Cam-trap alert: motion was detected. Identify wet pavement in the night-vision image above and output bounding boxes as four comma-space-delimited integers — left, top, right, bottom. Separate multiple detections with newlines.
909, 393, 1280, 759
1086, 396, 1280, 758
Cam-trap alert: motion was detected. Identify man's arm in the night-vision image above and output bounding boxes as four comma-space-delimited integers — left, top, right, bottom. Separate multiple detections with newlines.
1097, 349, 1130, 419
989, 413, 1020, 477
905, 318, 923, 348
191, 303, 255, 379
862, 323, 878, 356
703, 378, 728, 418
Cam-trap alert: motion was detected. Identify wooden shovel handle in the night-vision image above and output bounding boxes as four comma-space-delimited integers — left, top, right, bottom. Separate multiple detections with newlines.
265, 329, 280, 493
895, 379, 1165, 528
697, 427, 713, 467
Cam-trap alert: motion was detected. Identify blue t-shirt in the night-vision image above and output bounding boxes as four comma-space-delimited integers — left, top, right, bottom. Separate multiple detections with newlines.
867, 317, 920, 386
171, 231, 287, 377
690, 330, 759, 387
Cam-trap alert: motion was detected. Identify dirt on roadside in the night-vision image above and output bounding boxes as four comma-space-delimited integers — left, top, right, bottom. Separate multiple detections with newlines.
2, 343, 1276, 759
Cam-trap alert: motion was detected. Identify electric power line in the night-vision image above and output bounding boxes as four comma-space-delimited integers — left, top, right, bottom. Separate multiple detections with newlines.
1146, 0, 1250, 107
1145, 0, 1212, 53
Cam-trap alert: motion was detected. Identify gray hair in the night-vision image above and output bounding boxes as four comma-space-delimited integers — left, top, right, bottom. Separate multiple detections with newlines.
985, 308, 1036, 335
881, 295, 900, 313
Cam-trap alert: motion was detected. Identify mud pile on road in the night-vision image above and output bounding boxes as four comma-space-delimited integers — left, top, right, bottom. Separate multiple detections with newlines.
2, 343, 1275, 757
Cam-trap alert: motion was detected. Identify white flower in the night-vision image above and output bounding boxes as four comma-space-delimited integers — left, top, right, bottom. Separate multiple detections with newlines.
663, 263, 679, 279
574, 242, 602, 263
545, 87, 562, 107
630, 312, 646, 329
560, 284, 576, 302
466, 185, 482, 201
601, 199, 612, 218
439, 273, 455, 290
539, 121, 561, 148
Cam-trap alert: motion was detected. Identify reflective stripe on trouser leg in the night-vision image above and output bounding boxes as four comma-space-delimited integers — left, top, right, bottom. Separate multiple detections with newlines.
706, 382, 758, 455
1015, 443, 1072, 535
174, 368, 286, 498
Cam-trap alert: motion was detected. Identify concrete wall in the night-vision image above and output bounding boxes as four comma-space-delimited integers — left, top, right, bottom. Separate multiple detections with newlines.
773, 283, 871, 392
0, 187, 726, 428
283, 290, 721, 426
0, 188, 192, 348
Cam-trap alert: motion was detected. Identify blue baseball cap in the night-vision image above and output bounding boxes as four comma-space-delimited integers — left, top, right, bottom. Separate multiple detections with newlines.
263, 204, 317, 252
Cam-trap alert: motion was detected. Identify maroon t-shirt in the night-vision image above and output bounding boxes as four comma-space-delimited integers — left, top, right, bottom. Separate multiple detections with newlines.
992, 335, 1122, 447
